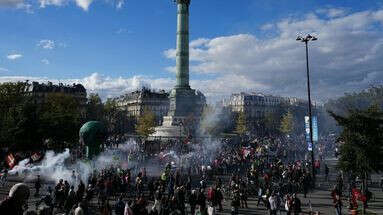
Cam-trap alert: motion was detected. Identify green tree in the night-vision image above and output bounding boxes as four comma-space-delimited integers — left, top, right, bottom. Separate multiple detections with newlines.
86, 93, 103, 121
135, 109, 156, 138
326, 86, 383, 116
0, 82, 40, 150
280, 111, 294, 135
103, 98, 129, 138
235, 111, 247, 136
264, 112, 281, 135
330, 104, 383, 207
41, 93, 82, 148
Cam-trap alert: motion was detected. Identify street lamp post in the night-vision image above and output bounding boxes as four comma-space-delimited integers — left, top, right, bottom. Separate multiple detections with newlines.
297, 34, 317, 185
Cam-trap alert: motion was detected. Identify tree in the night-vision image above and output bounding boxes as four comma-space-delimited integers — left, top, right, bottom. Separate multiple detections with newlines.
135, 109, 156, 138
40, 93, 82, 148
264, 111, 281, 135
103, 98, 130, 139
235, 111, 247, 136
330, 104, 383, 208
86, 93, 103, 121
0, 82, 39, 150
280, 111, 294, 135
326, 86, 383, 116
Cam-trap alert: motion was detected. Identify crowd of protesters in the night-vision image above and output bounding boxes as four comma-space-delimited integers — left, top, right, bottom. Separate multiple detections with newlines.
0, 136, 351, 215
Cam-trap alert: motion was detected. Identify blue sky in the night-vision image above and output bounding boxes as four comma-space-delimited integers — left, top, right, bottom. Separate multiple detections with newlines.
1, 0, 383, 102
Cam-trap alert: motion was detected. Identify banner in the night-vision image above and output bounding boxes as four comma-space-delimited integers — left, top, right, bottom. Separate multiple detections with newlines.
31, 152, 42, 162
304, 116, 312, 151
6, 154, 16, 169
305, 116, 319, 151
312, 116, 318, 142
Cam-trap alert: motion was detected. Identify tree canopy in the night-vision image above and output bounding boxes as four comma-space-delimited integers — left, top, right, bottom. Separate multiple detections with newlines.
330, 104, 383, 177
135, 109, 156, 138
280, 111, 294, 135
235, 111, 247, 136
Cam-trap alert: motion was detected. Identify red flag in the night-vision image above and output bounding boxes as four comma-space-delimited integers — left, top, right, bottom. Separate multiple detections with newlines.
6, 154, 16, 168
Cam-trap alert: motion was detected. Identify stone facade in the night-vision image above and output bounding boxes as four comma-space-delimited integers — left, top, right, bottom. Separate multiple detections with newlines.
222, 92, 313, 119
25, 81, 87, 106
117, 88, 170, 125
222, 92, 286, 119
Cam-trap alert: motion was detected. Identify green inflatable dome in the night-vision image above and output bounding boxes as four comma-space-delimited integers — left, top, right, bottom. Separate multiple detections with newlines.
79, 121, 107, 159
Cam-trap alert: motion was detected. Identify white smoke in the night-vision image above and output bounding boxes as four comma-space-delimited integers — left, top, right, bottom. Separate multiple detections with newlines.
9, 138, 228, 185
9, 140, 141, 185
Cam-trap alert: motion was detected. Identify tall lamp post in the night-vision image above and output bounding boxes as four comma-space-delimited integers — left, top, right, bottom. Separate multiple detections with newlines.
296, 34, 317, 184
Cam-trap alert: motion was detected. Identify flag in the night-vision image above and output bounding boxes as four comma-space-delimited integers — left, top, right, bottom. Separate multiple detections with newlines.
6, 154, 16, 168
352, 188, 367, 202
31, 152, 41, 162
242, 147, 251, 159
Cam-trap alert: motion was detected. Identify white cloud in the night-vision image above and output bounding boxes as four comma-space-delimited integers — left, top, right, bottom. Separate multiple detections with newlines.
0, 72, 268, 102
0, 0, 32, 12
165, 66, 176, 74
116, 0, 124, 9
5, 0, 123, 11
0, 0, 24, 7
38, 0, 93, 11
41, 59, 50, 65
39, 0, 66, 8
260, 23, 274, 31
6, 54, 23, 60
115, 28, 132, 34
0, 67, 9, 72
75, 0, 93, 11
0, 73, 174, 100
164, 8, 383, 102
317, 8, 347, 18
37, 39, 55, 50
16, 2, 32, 13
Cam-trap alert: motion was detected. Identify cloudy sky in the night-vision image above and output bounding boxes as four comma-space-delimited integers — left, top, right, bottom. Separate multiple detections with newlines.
0, 0, 382, 102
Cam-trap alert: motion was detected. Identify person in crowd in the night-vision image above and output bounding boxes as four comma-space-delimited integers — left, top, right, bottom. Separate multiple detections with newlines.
333, 192, 342, 215
76, 180, 85, 203
325, 164, 329, 182
0, 169, 8, 187
100, 199, 112, 215
231, 186, 240, 215
37, 187, 54, 215
0, 183, 30, 215
290, 193, 301, 215
268, 192, 277, 215
189, 189, 197, 215
285, 194, 292, 215
65, 185, 76, 214
115, 195, 125, 215
34, 175, 42, 197
74, 202, 84, 215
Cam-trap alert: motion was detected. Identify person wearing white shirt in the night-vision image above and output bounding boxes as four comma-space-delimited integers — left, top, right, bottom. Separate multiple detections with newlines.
269, 192, 277, 215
